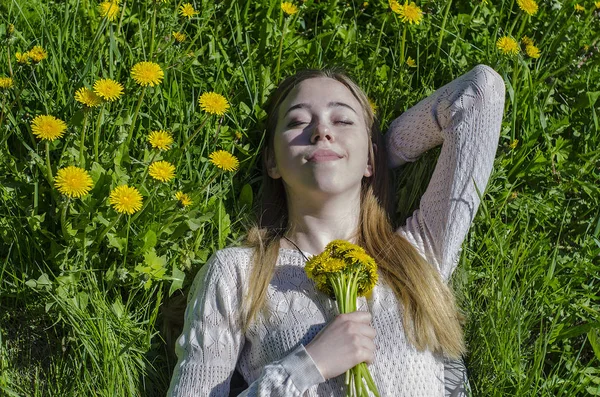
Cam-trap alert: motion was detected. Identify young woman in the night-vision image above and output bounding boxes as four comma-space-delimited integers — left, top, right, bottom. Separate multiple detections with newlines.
167, 63, 506, 396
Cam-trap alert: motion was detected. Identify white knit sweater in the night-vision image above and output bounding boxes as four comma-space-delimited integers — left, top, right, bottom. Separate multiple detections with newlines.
167, 64, 506, 396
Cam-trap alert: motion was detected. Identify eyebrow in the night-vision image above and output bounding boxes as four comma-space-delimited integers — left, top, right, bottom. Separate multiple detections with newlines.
284, 101, 357, 117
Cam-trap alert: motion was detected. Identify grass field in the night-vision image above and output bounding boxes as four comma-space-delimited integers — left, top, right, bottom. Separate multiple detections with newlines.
1, 0, 599, 395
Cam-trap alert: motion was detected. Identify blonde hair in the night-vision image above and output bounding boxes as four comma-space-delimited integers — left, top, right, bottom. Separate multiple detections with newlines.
239, 68, 467, 359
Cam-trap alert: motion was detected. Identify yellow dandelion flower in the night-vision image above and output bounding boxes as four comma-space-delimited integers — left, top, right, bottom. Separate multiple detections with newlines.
583, 44, 590, 51
281, 2, 298, 15
172, 31, 186, 43
525, 44, 540, 58
389, 0, 402, 13
510, 191, 518, 200
0, 77, 14, 89
16, 52, 30, 64
131, 61, 164, 87
320, 258, 346, 273
596, 1, 600, 9
7, 24, 14, 35
54, 166, 94, 198
209, 150, 239, 172
179, 3, 198, 18
521, 35, 534, 46
198, 92, 230, 115
175, 191, 192, 207
28, 46, 47, 63
148, 130, 174, 150
149, 160, 176, 182
516, 0, 538, 16
393, 1, 423, 24
74, 87, 102, 107
368, 98, 378, 114
99, 1, 120, 21
31, 115, 67, 141
509, 139, 519, 149
406, 56, 417, 67
574, 4, 584, 11
109, 185, 143, 215
234, 131, 243, 140
496, 36, 519, 56
363, 1, 368, 7
93, 78, 124, 101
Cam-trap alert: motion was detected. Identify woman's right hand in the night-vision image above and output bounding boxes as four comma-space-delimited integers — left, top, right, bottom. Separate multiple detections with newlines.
304, 311, 377, 381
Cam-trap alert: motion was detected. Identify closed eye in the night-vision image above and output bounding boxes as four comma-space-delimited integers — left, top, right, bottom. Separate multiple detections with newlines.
288, 121, 308, 127
336, 120, 354, 125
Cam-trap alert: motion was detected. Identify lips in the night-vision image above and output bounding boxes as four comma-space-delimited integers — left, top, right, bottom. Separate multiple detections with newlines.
307, 149, 343, 162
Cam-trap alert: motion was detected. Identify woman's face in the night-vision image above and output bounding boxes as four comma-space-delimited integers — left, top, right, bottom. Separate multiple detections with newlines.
268, 77, 373, 198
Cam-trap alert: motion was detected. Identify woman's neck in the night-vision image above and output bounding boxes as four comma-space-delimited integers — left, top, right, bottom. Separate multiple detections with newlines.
282, 188, 361, 255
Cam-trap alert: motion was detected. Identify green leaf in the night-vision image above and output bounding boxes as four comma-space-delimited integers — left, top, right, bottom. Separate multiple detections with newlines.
142, 229, 157, 251
588, 328, 600, 361
169, 265, 185, 297
239, 183, 253, 210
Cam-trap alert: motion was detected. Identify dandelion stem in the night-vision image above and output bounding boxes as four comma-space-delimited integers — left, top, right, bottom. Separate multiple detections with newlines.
130, 185, 159, 223
182, 116, 209, 150
516, 13, 528, 39
61, 197, 71, 241
139, 151, 159, 186
275, 17, 288, 83
96, 213, 122, 245
79, 111, 90, 167
94, 104, 105, 163
45, 141, 53, 183
400, 25, 407, 72
122, 215, 131, 267
149, 3, 158, 58
125, 87, 146, 150
436, 0, 453, 59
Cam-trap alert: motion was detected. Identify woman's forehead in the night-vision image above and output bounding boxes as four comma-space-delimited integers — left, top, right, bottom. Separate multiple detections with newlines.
280, 77, 361, 114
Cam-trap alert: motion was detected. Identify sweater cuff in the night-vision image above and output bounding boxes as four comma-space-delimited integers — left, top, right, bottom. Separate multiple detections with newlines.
280, 344, 326, 392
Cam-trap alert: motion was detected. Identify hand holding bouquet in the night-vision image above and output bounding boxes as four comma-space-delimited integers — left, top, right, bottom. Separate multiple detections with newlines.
305, 240, 380, 397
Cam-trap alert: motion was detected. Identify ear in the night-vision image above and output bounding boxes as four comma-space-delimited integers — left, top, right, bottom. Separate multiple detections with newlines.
364, 143, 377, 178
266, 150, 281, 179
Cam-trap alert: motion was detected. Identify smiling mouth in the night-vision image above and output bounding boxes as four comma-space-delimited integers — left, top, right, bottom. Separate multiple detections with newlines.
307, 154, 342, 162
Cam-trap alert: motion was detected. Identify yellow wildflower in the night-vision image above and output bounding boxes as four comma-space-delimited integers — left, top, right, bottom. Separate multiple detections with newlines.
496, 36, 520, 56
31, 115, 67, 141
172, 31, 186, 43
521, 36, 534, 46
179, 3, 198, 18
54, 166, 94, 198
209, 150, 239, 172
99, 1, 120, 21
525, 44, 540, 58
28, 46, 47, 63
281, 2, 299, 15
131, 61, 164, 87
148, 130, 174, 151
198, 92, 230, 115
74, 87, 102, 107
389, 0, 402, 13
368, 98, 378, 114
391, 0, 424, 25
16, 52, 30, 64
574, 4, 585, 11
0, 77, 14, 89
516, 0, 538, 16
175, 191, 192, 207
109, 185, 143, 215
93, 78, 124, 101
406, 56, 417, 67
596, 1, 600, 9
149, 161, 176, 182
509, 139, 519, 149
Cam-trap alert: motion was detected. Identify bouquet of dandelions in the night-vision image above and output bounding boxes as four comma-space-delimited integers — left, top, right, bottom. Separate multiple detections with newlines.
305, 240, 380, 397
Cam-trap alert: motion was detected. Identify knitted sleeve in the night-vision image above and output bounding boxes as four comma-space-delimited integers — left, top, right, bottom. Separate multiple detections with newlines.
167, 250, 326, 397
384, 64, 506, 282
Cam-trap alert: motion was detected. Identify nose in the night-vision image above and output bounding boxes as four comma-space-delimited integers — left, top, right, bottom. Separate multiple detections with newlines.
310, 121, 333, 143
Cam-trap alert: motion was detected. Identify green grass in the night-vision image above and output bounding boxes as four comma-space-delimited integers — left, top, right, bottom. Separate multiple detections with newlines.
1, 0, 599, 395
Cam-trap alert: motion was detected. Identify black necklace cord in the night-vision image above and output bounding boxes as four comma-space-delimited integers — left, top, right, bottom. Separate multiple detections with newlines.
281, 236, 310, 262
